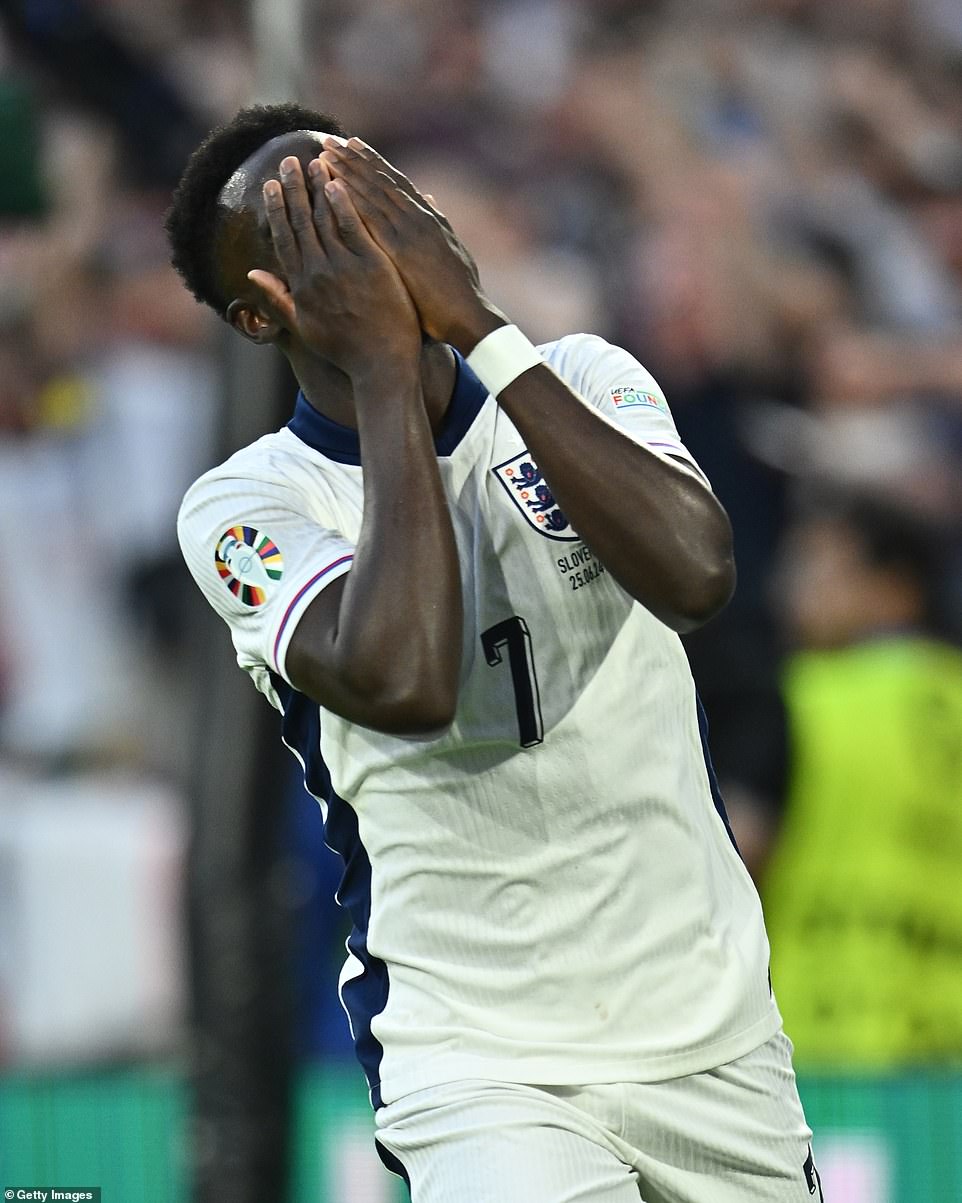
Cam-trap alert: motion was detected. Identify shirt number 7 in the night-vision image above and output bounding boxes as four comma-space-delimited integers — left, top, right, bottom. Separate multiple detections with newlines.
481, 616, 544, 748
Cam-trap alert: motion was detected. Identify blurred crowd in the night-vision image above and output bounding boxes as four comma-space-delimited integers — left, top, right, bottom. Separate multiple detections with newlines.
1, 0, 961, 1072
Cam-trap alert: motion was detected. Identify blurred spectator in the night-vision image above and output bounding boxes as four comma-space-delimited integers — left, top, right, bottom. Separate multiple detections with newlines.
761, 497, 962, 1067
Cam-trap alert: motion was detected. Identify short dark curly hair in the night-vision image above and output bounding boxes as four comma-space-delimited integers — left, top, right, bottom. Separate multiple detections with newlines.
165, 103, 347, 317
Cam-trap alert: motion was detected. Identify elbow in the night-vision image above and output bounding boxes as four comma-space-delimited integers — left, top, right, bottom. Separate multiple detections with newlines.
680, 501, 737, 630
671, 552, 737, 632
661, 511, 736, 632
373, 689, 458, 736
656, 490, 737, 633
292, 648, 459, 735
346, 667, 459, 737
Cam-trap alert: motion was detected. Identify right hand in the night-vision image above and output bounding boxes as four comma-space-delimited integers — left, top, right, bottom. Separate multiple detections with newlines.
248, 155, 421, 379
320, 138, 489, 346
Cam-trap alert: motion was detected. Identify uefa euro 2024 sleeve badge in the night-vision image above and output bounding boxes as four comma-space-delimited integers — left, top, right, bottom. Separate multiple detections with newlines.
492, 452, 579, 541
215, 525, 284, 606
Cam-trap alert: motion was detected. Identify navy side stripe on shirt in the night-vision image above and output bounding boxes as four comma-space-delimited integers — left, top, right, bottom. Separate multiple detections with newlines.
271, 673, 390, 1108
695, 691, 741, 855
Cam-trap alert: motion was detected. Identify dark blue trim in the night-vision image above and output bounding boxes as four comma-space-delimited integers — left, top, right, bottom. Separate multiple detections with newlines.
697, 693, 774, 997
270, 672, 390, 1107
287, 348, 489, 464
326, 786, 390, 1109
433, 350, 490, 456
375, 1139, 412, 1193
695, 692, 740, 855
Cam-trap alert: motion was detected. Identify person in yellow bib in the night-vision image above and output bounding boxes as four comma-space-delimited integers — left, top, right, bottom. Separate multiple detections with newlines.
763, 497, 962, 1068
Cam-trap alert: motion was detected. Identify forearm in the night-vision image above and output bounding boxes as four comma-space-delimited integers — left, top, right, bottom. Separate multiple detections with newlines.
333, 369, 463, 724
452, 311, 734, 631
506, 371, 733, 629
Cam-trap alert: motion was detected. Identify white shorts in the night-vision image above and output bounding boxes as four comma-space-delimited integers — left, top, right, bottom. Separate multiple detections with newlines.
374, 1030, 823, 1202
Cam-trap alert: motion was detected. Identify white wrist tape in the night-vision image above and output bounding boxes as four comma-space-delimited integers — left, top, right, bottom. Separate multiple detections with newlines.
466, 324, 543, 397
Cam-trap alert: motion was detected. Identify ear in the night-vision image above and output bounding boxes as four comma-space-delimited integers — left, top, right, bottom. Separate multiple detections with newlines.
226, 298, 284, 344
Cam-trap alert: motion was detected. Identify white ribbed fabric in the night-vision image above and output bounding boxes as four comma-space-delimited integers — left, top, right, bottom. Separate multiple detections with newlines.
375, 1031, 820, 1203
465, 323, 543, 396
177, 332, 778, 1110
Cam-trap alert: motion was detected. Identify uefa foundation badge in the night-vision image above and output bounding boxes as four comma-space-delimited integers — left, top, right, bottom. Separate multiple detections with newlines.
215, 525, 283, 606
609, 385, 669, 413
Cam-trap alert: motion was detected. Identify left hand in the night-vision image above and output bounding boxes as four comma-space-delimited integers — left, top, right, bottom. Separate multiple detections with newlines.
247, 155, 422, 380
320, 137, 501, 347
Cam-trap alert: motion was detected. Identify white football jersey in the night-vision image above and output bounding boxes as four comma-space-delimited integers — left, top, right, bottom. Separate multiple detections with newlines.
178, 333, 780, 1107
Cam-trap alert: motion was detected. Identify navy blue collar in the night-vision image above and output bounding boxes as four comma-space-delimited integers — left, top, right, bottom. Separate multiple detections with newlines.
287, 348, 489, 465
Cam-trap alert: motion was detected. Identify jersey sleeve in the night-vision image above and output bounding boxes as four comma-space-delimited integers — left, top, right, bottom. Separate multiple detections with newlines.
177, 471, 354, 701
548, 333, 711, 487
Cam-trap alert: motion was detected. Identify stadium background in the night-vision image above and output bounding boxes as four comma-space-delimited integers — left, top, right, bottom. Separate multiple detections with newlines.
1, 0, 961, 1200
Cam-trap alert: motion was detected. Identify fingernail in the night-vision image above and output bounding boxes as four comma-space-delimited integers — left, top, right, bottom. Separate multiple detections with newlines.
264, 180, 281, 198
280, 156, 297, 176
308, 158, 322, 178
325, 180, 339, 195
